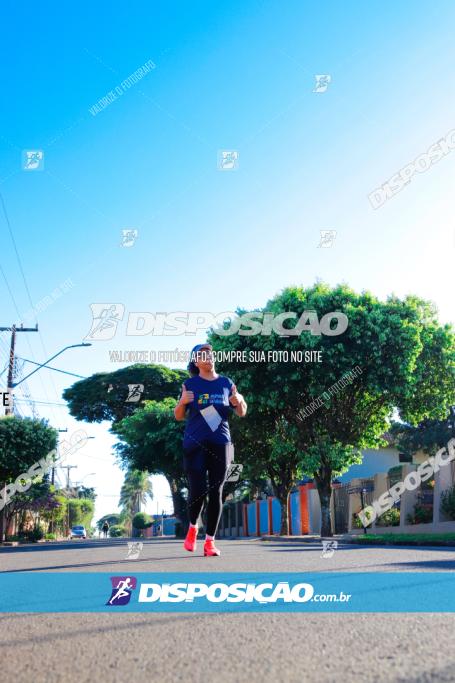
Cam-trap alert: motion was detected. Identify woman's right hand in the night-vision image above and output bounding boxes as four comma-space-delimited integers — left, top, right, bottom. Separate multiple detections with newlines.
179, 383, 194, 405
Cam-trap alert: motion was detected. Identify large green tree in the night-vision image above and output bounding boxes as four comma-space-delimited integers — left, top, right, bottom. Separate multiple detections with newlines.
113, 398, 187, 528
4, 476, 62, 539
96, 513, 121, 531
63, 364, 186, 423
390, 407, 455, 458
210, 283, 455, 536
0, 416, 58, 541
67, 498, 95, 529
63, 363, 187, 529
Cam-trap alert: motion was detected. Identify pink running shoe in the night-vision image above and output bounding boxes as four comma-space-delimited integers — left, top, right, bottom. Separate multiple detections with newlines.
184, 526, 198, 552
204, 539, 221, 557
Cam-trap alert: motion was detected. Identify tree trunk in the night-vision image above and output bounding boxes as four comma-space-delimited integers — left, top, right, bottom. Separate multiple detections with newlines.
3, 504, 16, 540
315, 473, 333, 537
274, 493, 289, 535
0, 482, 7, 542
269, 480, 291, 536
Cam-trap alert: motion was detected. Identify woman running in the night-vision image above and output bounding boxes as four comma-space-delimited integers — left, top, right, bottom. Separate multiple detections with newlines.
174, 343, 247, 556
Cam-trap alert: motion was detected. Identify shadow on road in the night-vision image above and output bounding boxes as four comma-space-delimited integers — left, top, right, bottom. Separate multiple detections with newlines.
391, 559, 455, 570
0, 538, 177, 555
264, 542, 455, 554
0, 613, 201, 648
0, 553, 204, 573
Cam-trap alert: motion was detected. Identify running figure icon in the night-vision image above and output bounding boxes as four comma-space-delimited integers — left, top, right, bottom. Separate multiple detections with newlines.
109, 577, 134, 604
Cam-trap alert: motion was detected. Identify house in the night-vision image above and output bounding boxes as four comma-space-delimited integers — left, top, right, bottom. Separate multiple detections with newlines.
338, 434, 400, 482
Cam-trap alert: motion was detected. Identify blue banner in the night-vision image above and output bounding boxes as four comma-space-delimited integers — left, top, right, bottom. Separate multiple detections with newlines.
1, 572, 454, 612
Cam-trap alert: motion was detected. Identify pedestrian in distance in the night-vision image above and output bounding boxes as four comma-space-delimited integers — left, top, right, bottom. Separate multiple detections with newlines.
102, 520, 109, 538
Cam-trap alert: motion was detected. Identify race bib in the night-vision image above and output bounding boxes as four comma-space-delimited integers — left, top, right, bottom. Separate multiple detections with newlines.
199, 405, 222, 431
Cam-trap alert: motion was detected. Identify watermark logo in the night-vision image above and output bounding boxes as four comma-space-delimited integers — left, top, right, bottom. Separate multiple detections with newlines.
138, 581, 316, 603
318, 230, 337, 248
218, 150, 239, 170
89, 59, 155, 117
321, 540, 338, 558
0, 429, 88, 511
136, 581, 351, 604
85, 304, 125, 341
120, 229, 138, 247
125, 384, 144, 403
18, 278, 75, 325
1, 390, 11, 408
126, 542, 143, 560
368, 129, 455, 209
313, 75, 331, 93
106, 576, 137, 605
358, 438, 455, 526
22, 150, 44, 171
226, 463, 243, 482
86, 308, 349, 339
297, 366, 363, 421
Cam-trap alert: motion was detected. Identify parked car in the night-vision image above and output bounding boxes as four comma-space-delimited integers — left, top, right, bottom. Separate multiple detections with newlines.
70, 525, 87, 539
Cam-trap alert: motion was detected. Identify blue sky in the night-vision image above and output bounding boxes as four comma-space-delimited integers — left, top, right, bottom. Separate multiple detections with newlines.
1, 0, 454, 523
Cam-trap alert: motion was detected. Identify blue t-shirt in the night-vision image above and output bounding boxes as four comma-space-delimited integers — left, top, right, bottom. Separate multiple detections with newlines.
182, 375, 235, 449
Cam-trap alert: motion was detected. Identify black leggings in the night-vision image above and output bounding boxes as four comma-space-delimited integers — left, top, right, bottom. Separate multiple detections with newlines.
183, 441, 232, 536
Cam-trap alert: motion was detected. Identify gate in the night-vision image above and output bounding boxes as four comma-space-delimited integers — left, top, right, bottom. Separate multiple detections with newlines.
333, 484, 350, 533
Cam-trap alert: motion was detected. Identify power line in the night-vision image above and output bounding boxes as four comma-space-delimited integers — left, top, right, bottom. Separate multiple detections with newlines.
0, 262, 22, 314
14, 398, 67, 407
0, 191, 59, 422
13, 359, 38, 418
0, 192, 36, 319
17, 357, 87, 380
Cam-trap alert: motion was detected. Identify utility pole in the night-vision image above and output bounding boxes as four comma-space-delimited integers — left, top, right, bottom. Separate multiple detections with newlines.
52, 429, 68, 485
61, 465, 77, 535
0, 323, 38, 415
62, 465, 77, 491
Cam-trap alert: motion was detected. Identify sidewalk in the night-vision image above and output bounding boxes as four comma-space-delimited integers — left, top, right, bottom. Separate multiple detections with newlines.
260, 533, 455, 547
260, 535, 335, 543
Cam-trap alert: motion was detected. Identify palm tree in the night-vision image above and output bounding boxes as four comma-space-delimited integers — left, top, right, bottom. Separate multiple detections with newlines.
119, 470, 153, 535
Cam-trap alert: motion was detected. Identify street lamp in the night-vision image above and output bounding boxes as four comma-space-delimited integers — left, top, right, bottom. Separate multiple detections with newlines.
73, 473, 96, 489
6, 342, 91, 416
10, 343, 92, 388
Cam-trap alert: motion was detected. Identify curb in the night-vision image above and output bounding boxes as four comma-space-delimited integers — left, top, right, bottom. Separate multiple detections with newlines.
260, 535, 327, 543
260, 534, 455, 547
341, 536, 455, 547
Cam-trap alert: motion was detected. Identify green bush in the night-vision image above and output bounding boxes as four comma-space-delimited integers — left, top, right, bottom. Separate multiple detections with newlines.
44, 532, 57, 540
407, 504, 433, 525
27, 526, 45, 542
132, 512, 153, 535
352, 513, 365, 529
109, 525, 126, 537
441, 485, 455, 521
67, 498, 95, 530
376, 508, 400, 527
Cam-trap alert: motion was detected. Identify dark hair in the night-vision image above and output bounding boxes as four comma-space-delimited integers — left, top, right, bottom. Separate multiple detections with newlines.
188, 359, 200, 376
187, 345, 212, 376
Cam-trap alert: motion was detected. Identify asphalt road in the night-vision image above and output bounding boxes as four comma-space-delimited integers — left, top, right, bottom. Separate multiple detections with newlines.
1, 537, 455, 683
